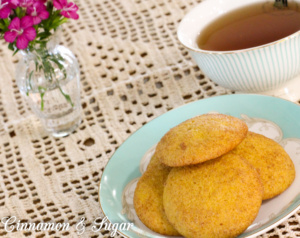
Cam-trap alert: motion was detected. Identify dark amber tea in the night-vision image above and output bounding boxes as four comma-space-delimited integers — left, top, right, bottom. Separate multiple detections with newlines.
197, 2, 300, 51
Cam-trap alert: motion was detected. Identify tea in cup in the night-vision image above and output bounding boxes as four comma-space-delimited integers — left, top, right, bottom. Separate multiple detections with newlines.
178, 0, 300, 101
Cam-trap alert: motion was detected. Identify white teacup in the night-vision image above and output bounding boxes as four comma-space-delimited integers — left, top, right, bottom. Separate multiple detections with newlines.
178, 0, 300, 101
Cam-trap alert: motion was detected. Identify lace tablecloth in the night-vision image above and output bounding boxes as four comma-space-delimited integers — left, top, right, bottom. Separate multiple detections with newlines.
0, 0, 299, 237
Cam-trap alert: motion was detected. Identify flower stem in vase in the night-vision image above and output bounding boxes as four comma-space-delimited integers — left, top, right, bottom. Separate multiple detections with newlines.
0, 0, 81, 137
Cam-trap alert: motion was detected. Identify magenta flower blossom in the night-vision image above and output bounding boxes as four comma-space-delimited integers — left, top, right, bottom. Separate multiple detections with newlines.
4, 16, 36, 49
27, 1, 49, 25
0, 0, 12, 19
19, 0, 33, 8
9, 0, 19, 8
53, 0, 79, 20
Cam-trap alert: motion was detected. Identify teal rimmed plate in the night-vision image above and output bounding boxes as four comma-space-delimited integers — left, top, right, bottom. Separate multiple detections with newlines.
99, 94, 300, 238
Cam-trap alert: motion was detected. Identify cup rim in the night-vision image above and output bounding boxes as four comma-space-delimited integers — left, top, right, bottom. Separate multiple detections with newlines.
177, 1, 300, 55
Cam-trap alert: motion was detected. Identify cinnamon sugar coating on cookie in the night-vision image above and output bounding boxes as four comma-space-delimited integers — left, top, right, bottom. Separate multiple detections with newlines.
156, 114, 248, 167
231, 131, 296, 200
163, 153, 263, 238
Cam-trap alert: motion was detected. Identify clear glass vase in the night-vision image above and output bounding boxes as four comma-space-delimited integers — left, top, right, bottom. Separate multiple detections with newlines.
16, 32, 81, 137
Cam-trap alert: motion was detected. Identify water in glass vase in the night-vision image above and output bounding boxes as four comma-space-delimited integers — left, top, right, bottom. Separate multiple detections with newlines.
27, 76, 81, 137
17, 45, 82, 137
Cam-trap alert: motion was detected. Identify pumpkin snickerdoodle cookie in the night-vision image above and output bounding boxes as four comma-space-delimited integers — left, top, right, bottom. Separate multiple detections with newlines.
163, 153, 263, 238
231, 131, 296, 200
156, 113, 248, 167
133, 154, 180, 236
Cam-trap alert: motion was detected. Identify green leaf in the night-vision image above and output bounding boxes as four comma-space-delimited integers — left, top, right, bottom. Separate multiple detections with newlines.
3, 18, 10, 27
12, 49, 19, 56
50, 56, 63, 69
59, 18, 68, 25
37, 31, 51, 41
49, 15, 66, 30
15, 7, 22, 17
0, 20, 5, 30
47, 1, 54, 14
8, 43, 15, 51
49, 55, 68, 80
59, 86, 74, 107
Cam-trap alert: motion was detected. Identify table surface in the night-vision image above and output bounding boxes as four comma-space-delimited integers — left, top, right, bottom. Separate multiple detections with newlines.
0, 0, 299, 237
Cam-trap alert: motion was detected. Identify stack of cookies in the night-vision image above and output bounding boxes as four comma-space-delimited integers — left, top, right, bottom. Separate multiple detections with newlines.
134, 114, 296, 238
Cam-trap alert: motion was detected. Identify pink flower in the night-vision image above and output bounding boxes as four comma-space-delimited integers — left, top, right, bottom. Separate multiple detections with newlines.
27, 1, 49, 24
19, 0, 33, 8
9, 0, 20, 8
53, 0, 79, 20
0, 0, 12, 19
4, 16, 36, 49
